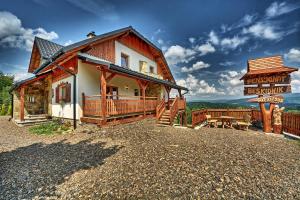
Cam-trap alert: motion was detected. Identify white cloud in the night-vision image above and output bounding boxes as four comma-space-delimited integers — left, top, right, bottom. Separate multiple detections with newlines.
285, 48, 300, 63
181, 61, 210, 72
291, 70, 300, 93
64, 40, 73, 46
164, 45, 196, 65
208, 31, 219, 45
189, 37, 196, 43
0, 11, 58, 51
219, 61, 235, 67
177, 74, 223, 95
14, 72, 34, 82
157, 39, 164, 45
220, 36, 248, 50
242, 22, 282, 40
65, 0, 119, 20
218, 70, 246, 96
266, 1, 300, 18
196, 43, 216, 56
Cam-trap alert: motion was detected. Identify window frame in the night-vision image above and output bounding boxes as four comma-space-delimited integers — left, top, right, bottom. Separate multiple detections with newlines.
149, 66, 155, 74
121, 53, 129, 68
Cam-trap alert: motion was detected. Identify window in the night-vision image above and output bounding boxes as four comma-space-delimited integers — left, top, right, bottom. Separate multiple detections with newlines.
55, 82, 71, 103
28, 96, 35, 103
134, 89, 139, 96
106, 86, 118, 100
149, 66, 154, 74
139, 61, 147, 72
121, 53, 129, 68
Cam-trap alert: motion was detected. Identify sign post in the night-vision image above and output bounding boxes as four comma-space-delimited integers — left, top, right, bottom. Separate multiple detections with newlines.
240, 56, 298, 133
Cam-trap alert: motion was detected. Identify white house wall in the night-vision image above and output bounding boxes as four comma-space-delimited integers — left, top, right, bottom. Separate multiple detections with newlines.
77, 60, 100, 117
115, 41, 157, 73
51, 75, 80, 119
109, 75, 140, 98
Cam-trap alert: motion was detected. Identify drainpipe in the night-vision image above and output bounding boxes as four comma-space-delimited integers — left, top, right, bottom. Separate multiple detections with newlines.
53, 63, 77, 130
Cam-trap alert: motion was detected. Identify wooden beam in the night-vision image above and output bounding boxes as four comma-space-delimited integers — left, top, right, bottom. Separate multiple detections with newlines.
20, 87, 25, 121
101, 69, 107, 124
106, 73, 116, 83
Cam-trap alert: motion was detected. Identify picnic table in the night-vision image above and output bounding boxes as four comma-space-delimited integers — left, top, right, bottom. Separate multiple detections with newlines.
219, 116, 235, 128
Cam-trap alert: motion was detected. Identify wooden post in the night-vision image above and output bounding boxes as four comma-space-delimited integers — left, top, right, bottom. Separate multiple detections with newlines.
260, 102, 275, 133
142, 86, 146, 117
165, 86, 171, 109
82, 93, 85, 117
178, 89, 182, 98
20, 86, 25, 121
101, 70, 107, 124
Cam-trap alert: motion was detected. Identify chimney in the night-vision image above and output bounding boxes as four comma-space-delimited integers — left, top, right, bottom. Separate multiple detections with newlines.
86, 31, 96, 38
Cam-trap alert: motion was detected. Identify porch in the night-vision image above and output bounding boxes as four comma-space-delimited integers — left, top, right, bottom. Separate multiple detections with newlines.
81, 93, 186, 125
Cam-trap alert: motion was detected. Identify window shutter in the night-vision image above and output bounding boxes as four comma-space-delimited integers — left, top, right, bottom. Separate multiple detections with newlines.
55, 86, 59, 103
66, 83, 71, 103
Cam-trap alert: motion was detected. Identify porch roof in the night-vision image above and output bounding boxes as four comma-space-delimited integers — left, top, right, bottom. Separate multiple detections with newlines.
77, 53, 188, 91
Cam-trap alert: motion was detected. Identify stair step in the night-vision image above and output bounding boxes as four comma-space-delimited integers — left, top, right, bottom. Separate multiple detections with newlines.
160, 118, 170, 122
158, 121, 171, 125
157, 124, 171, 127
14, 119, 49, 126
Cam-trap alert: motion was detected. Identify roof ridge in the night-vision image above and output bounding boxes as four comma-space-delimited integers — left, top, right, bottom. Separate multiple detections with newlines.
35, 36, 63, 47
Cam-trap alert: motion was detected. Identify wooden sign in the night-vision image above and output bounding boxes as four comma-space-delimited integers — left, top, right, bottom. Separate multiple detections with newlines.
248, 96, 284, 103
244, 85, 291, 95
244, 74, 290, 85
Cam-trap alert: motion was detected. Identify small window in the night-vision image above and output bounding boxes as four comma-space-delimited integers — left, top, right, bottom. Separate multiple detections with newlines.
28, 96, 35, 103
134, 89, 139, 96
149, 66, 154, 74
121, 53, 129, 68
55, 82, 71, 103
139, 61, 147, 72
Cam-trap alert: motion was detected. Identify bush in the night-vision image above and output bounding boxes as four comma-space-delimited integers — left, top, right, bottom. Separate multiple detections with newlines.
6, 104, 11, 116
0, 104, 6, 115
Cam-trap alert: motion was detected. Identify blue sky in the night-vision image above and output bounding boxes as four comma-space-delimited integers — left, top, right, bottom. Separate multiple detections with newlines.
0, 0, 300, 100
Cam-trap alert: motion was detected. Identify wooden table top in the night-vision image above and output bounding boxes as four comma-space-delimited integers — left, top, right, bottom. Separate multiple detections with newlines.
220, 116, 235, 119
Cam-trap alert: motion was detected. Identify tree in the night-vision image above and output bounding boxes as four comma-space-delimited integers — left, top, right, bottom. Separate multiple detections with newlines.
0, 71, 14, 113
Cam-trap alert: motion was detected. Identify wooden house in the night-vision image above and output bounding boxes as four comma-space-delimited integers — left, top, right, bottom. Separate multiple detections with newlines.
11, 27, 188, 127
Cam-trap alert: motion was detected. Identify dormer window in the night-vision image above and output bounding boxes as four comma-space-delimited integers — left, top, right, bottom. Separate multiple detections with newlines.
149, 66, 154, 74
121, 53, 129, 68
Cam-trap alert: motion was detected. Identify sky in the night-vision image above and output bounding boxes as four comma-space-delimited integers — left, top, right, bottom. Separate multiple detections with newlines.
0, 0, 300, 100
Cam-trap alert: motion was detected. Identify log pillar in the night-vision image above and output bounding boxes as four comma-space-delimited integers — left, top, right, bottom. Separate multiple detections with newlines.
101, 70, 107, 125
165, 86, 171, 109
260, 102, 275, 133
136, 80, 149, 117
20, 86, 25, 121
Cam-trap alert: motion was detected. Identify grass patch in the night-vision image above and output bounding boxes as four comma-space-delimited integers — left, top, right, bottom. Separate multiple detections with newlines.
29, 121, 70, 135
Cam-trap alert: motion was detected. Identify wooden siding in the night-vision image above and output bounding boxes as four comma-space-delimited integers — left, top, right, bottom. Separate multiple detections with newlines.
52, 57, 78, 83
86, 39, 115, 63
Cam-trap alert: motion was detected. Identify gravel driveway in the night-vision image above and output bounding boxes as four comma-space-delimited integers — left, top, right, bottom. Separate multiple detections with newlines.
0, 116, 299, 199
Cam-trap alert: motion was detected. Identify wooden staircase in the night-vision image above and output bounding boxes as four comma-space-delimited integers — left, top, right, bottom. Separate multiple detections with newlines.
157, 109, 179, 126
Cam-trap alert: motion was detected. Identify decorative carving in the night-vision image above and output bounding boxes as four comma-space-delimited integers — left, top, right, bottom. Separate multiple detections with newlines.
273, 105, 285, 125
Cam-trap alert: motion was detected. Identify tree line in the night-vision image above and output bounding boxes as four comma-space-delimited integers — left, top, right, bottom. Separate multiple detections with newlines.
0, 71, 14, 116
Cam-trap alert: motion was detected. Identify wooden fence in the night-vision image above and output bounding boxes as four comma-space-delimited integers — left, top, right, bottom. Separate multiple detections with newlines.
282, 113, 300, 136
191, 108, 300, 136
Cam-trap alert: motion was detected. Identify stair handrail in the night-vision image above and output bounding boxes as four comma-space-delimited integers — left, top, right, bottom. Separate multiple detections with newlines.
156, 99, 165, 121
169, 97, 179, 125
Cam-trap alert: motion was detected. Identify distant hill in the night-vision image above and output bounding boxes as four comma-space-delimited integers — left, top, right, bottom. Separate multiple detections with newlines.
187, 93, 300, 111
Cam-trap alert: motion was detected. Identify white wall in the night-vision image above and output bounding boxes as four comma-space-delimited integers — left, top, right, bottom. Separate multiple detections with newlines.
77, 60, 101, 117
115, 41, 157, 73
52, 75, 80, 119
109, 76, 140, 98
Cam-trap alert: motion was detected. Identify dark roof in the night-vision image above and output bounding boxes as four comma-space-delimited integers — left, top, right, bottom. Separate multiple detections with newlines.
33, 26, 174, 82
35, 37, 63, 59
77, 53, 188, 91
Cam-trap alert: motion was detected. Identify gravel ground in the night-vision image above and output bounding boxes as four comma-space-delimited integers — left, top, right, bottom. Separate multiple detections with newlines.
0, 116, 299, 199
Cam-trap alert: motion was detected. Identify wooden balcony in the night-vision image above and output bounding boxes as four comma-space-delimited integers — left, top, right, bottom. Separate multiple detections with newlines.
81, 93, 186, 125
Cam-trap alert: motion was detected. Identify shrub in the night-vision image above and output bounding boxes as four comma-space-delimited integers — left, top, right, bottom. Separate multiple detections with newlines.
6, 104, 12, 116
29, 121, 70, 135
0, 104, 6, 115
